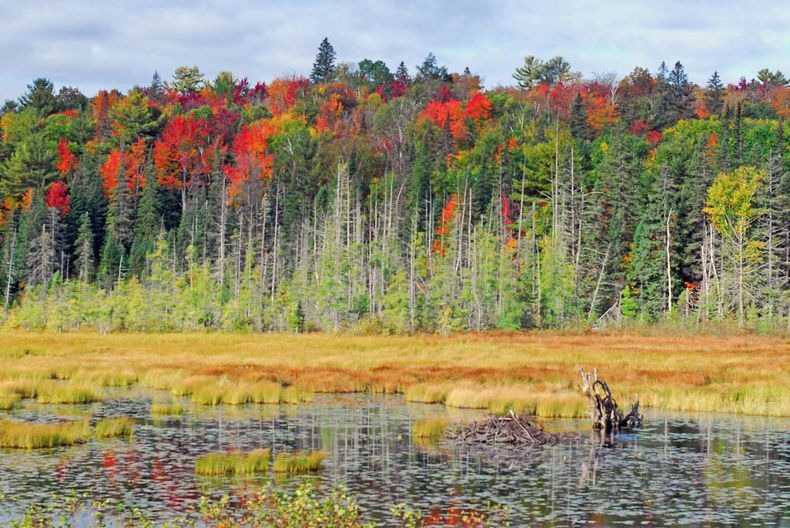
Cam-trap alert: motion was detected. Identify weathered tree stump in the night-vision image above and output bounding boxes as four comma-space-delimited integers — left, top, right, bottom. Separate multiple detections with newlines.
579, 367, 642, 432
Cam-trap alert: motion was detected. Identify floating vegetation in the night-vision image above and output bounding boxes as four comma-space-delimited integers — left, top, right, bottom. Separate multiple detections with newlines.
412, 419, 448, 441
272, 450, 326, 474
94, 417, 135, 440
0, 418, 91, 449
150, 402, 185, 415
195, 449, 271, 475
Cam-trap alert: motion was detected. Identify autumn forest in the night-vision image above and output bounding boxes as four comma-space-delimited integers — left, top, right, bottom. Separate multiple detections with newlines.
1, 40, 788, 334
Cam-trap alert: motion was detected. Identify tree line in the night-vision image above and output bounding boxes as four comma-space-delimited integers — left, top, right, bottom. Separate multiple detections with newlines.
0, 40, 788, 333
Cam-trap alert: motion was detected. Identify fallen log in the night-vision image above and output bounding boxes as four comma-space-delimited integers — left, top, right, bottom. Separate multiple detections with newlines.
579, 367, 642, 432
446, 410, 558, 447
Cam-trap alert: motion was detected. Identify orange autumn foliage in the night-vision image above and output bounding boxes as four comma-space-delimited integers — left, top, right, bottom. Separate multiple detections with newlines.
45, 181, 70, 216
223, 120, 277, 204
55, 137, 78, 176
433, 193, 459, 255
154, 115, 211, 191
100, 138, 148, 197
464, 92, 492, 125
420, 100, 466, 141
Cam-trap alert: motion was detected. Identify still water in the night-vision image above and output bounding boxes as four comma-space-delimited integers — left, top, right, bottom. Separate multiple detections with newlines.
0, 393, 787, 527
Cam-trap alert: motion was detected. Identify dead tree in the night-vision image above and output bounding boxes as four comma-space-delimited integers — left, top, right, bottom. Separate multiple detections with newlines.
579, 368, 642, 432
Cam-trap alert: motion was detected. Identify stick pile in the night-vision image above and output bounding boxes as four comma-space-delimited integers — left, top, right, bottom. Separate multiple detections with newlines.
446, 410, 558, 447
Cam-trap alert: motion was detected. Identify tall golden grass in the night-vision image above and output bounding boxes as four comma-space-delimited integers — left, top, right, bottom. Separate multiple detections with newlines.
0, 331, 786, 416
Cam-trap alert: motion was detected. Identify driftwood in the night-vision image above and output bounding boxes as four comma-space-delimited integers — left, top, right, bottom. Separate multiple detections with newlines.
579, 368, 642, 432
446, 410, 558, 447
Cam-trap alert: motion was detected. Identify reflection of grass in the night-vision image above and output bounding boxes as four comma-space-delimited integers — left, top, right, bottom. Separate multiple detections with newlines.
412, 419, 447, 440
272, 451, 325, 474
0, 332, 787, 416
195, 449, 270, 475
95, 417, 134, 439
0, 418, 91, 449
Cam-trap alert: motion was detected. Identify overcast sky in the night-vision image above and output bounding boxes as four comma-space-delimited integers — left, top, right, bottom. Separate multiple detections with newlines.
1, 0, 788, 102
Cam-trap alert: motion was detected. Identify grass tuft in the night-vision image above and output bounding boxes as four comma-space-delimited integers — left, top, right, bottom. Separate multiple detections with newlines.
405, 383, 450, 404
412, 418, 448, 440
0, 393, 21, 410
195, 449, 271, 475
272, 450, 326, 474
36, 382, 101, 404
150, 402, 185, 415
94, 417, 135, 439
0, 418, 91, 449
281, 385, 314, 404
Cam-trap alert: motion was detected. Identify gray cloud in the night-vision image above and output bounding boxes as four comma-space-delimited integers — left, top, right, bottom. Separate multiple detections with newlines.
1, 0, 788, 101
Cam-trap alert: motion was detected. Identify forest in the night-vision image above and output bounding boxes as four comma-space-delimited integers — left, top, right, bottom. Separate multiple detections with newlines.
0, 39, 788, 334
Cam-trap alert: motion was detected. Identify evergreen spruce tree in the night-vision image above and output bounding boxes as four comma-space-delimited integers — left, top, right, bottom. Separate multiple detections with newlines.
18, 78, 56, 116
705, 71, 724, 116
310, 38, 336, 84
395, 61, 410, 84
129, 164, 162, 276
570, 93, 595, 141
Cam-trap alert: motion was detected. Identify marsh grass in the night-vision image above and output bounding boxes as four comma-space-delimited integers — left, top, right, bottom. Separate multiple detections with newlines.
0, 394, 20, 410
35, 381, 101, 404
224, 381, 282, 405
0, 332, 786, 417
412, 419, 448, 440
272, 450, 326, 474
150, 402, 185, 415
0, 419, 91, 449
195, 449, 271, 475
94, 417, 134, 439
405, 383, 450, 404
281, 385, 314, 404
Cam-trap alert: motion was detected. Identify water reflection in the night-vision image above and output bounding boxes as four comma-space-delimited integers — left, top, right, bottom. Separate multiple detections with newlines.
0, 395, 787, 527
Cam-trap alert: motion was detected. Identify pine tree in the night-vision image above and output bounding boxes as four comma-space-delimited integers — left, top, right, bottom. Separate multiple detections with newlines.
310, 38, 336, 84
395, 61, 410, 84
129, 164, 162, 276
570, 93, 595, 141
705, 71, 724, 116
18, 78, 56, 116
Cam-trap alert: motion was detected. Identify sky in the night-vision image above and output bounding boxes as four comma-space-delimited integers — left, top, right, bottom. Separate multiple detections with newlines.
1, 0, 788, 102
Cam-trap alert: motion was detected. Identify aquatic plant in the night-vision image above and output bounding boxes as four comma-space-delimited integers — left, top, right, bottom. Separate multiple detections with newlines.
272, 450, 326, 474
0, 418, 91, 449
195, 449, 271, 475
94, 417, 135, 439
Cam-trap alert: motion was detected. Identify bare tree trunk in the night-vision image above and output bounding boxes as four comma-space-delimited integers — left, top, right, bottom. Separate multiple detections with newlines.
4, 227, 17, 313
218, 175, 227, 285
666, 207, 673, 314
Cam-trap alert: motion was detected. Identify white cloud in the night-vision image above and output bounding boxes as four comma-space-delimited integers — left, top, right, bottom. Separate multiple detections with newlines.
1, 0, 788, 101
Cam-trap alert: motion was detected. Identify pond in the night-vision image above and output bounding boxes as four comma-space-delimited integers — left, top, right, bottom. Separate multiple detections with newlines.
0, 393, 787, 527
